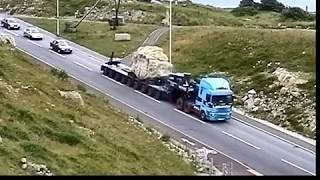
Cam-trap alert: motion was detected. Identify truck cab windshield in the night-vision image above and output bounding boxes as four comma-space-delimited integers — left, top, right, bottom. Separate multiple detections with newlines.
212, 95, 233, 106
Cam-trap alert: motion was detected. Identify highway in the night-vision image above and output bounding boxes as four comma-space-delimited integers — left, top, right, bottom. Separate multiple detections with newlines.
0, 16, 315, 175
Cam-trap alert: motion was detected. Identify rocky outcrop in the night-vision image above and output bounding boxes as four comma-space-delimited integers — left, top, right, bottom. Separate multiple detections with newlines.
0, 33, 16, 47
20, 157, 53, 176
130, 46, 173, 79
58, 90, 84, 106
238, 67, 315, 138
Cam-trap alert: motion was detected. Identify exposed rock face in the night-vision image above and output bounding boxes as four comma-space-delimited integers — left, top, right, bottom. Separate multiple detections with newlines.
0, 33, 16, 47
58, 90, 84, 106
130, 46, 173, 79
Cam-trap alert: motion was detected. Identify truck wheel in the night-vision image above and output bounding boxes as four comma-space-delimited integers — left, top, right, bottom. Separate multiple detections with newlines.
127, 78, 133, 87
153, 90, 161, 100
176, 98, 184, 110
121, 76, 127, 84
108, 70, 114, 78
133, 81, 140, 90
200, 111, 207, 122
183, 101, 192, 114
114, 73, 121, 82
147, 88, 154, 97
103, 68, 109, 76
140, 84, 148, 93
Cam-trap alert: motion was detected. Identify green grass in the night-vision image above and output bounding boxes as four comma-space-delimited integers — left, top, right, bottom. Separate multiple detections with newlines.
0, 45, 194, 175
20, 17, 157, 57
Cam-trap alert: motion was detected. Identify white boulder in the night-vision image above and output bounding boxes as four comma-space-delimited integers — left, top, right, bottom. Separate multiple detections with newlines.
130, 46, 173, 79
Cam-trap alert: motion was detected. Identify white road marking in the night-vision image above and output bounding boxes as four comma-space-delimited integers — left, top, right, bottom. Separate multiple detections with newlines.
102, 75, 124, 86
281, 159, 315, 176
73, 61, 93, 71
232, 116, 315, 155
16, 47, 260, 176
222, 131, 261, 150
49, 50, 65, 58
174, 108, 206, 124
4, 29, 19, 36
134, 90, 161, 103
28, 40, 42, 47
181, 138, 195, 146
247, 169, 263, 176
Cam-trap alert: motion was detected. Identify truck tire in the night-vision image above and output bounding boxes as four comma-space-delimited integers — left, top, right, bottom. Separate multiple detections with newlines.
121, 75, 127, 84
183, 101, 192, 114
153, 90, 161, 100
176, 98, 184, 110
103, 68, 109, 76
140, 84, 148, 93
108, 70, 114, 78
127, 78, 133, 87
147, 88, 154, 97
200, 111, 207, 122
133, 81, 140, 90
114, 72, 121, 82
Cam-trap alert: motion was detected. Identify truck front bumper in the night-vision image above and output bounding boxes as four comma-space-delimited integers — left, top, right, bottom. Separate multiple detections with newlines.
207, 113, 232, 121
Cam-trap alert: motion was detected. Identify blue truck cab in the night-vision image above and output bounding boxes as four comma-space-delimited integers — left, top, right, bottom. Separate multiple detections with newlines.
195, 77, 233, 121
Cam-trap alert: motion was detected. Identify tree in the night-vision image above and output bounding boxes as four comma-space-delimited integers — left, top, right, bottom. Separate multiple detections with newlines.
112, 0, 121, 30
231, 7, 258, 17
260, 0, 285, 12
281, 7, 314, 21
239, 0, 259, 9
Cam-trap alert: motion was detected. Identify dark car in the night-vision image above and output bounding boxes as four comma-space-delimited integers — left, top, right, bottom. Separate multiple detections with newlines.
49, 40, 72, 54
1, 18, 20, 30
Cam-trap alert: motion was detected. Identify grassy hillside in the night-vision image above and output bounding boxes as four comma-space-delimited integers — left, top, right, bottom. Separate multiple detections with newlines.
21, 17, 157, 57
2, 0, 314, 28
0, 45, 194, 175
158, 26, 315, 138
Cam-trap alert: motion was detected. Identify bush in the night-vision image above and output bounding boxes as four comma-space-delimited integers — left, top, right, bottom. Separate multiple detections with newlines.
160, 134, 170, 142
77, 84, 87, 92
281, 7, 315, 21
51, 68, 69, 81
231, 7, 258, 17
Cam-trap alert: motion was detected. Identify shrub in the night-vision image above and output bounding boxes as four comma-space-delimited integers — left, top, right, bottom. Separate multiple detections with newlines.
51, 68, 69, 81
160, 134, 170, 142
77, 84, 87, 92
231, 7, 258, 17
281, 7, 315, 21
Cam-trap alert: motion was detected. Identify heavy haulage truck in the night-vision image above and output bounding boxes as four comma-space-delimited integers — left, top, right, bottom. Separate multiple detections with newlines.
100, 54, 234, 122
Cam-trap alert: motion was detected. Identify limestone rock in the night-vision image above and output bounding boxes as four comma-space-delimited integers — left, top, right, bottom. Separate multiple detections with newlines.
130, 46, 173, 79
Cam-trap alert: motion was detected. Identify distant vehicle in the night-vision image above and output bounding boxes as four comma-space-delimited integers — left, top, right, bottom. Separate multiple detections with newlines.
1, 18, 20, 30
23, 27, 43, 40
49, 39, 73, 54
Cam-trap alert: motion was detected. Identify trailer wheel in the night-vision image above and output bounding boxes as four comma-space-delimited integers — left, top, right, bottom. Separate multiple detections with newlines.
103, 68, 109, 76
133, 81, 140, 90
183, 101, 192, 114
147, 88, 154, 97
200, 111, 207, 122
127, 78, 133, 87
114, 73, 121, 82
176, 98, 184, 110
154, 90, 161, 100
140, 84, 148, 93
108, 70, 114, 78
121, 76, 127, 84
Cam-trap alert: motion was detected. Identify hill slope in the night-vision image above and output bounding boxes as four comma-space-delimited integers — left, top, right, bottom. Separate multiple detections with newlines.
159, 26, 315, 138
0, 44, 194, 175
1, 0, 315, 28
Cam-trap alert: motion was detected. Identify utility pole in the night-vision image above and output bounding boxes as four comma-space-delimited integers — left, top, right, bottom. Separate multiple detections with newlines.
56, 0, 60, 36
169, 0, 172, 64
